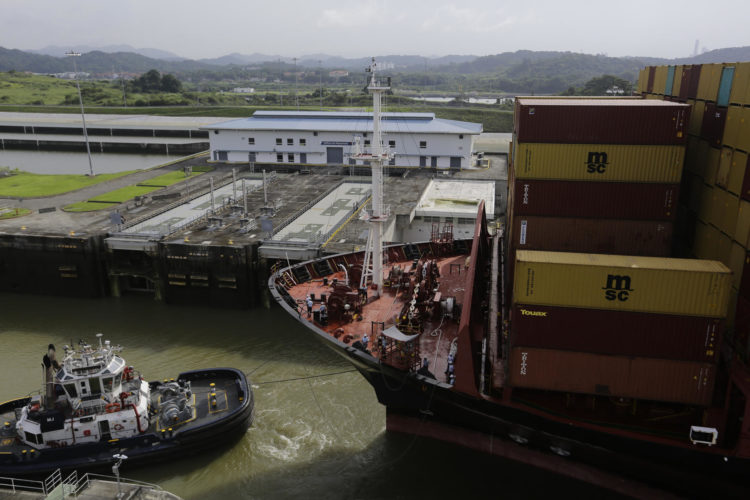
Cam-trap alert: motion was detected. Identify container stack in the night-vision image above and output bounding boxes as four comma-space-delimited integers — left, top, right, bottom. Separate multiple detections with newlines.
507, 97, 690, 286
506, 96, 735, 405
508, 251, 731, 405
639, 62, 750, 359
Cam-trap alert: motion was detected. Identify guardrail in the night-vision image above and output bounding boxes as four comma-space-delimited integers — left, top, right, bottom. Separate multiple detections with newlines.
0, 474, 46, 495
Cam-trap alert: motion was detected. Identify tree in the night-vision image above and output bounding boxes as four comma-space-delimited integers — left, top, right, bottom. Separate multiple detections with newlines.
160, 73, 181, 93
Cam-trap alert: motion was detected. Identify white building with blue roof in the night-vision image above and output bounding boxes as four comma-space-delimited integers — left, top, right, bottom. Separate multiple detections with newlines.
202, 110, 482, 169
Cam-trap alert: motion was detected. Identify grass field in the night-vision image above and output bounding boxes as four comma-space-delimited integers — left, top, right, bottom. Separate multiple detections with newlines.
0, 170, 135, 197
0, 207, 31, 219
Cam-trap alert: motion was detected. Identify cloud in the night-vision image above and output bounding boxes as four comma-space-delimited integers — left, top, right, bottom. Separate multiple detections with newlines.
420, 5, 520, 33
317, 0, 384, 28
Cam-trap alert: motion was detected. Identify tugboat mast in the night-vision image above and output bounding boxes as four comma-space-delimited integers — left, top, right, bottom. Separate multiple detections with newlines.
355, 58, 392, 296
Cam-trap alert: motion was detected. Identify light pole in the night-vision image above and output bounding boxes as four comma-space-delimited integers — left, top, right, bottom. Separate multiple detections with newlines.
112, 453, 128, 499
65, 51, 95, 176
293, 57, 299, 110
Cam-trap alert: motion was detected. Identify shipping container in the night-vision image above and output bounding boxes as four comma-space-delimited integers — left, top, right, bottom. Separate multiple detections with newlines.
729, 150, 748, 196
672, 65, 683, 98
738, 107, 750, 153
716, 147, 734, 191
664, 66, 676, 96
654, 66, 668, 95
510, 215, 672, 256
706, 186, 740, 236
683, 65, 702, 100
701, 102, 727, 147
511, 180, 678, 220
700, 145, 721, 185
508, 347, 715, 406
647, 67, 656, 93
693, 220, 732, 265
697, 63, 722, 102
637, 68, 647, 94
735, 200, 750, 247
688, 99, 705, 136
512, 143, 685, 183
730, 63, 750, 105
729, 243, 746, 291
512, 250, 731, 317
723, 105, 743, 150
514, 98, 689, 145
717, 66, 735, 107
510, 303, 721, 362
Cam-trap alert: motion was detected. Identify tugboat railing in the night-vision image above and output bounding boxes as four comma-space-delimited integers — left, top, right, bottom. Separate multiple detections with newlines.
72, 472, 163, 496
0, 474, 46, 495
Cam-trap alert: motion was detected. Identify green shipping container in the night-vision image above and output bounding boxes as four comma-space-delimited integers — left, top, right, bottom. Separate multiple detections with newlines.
513, 250, 731, 317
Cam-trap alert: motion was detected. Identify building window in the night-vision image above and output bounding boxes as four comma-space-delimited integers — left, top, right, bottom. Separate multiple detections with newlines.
389, 157, 396, 166
364, 140, 371, 146
248, 137, 255, 145
300, 138, 306, 146
276, 138, 282, 145
419, 141, 427, 149
287, 138, 293, 146
313, 131, 318, 136
276, 153, 283, 162
459, 134, 464, 139
388, 140, 396, 148
288, 153, 294, 163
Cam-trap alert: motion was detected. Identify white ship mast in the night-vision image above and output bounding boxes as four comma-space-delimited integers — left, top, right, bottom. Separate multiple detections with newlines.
354, 58, 393, 296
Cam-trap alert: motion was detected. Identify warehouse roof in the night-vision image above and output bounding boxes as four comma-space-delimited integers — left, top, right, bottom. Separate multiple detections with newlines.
202, 111, 482, 135
516, 97, 689, 107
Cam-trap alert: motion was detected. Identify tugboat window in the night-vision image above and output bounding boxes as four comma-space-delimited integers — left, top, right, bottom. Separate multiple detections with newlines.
64, 383, 77, 398
103, 377, 114, 393
89, 377, 101, 394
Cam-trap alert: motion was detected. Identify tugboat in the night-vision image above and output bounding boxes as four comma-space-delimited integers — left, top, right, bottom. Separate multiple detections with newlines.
0, 335, 254, 476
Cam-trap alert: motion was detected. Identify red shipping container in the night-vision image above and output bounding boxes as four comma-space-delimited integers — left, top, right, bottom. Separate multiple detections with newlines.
510, 215, 672, 256
511, 179, 678, 220
701, 102, 727, 147
510, 303, 721, 362
514, 98, 690, 145
680, 65, 702, 100
508, 347, 715, 406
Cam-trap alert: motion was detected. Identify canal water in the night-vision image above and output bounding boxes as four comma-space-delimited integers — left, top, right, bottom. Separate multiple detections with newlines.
0, 150, 181, 174
0, 293, 614, 499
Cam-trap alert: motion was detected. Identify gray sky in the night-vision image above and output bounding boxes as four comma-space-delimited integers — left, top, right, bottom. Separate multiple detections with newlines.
3, 0, 749, 60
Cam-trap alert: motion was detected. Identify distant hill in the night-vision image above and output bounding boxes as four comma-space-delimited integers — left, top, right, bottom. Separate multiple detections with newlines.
28, 44, 186, 61
675, 46, 750, 64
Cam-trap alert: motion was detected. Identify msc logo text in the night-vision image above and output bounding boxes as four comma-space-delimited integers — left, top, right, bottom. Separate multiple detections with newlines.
602, 274, 633, 301
586, 152, 608, 174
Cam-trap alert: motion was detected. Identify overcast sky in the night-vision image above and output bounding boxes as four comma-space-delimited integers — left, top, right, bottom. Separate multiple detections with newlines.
3, 0, 749, 60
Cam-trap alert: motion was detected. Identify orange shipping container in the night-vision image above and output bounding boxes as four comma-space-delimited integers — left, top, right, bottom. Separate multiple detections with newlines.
508, 347, 715, 406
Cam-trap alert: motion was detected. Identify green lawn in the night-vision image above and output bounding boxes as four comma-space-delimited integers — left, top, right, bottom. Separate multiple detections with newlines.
0, 170, 135, 197
0, 207, 31, 219
63, 201, 117, 212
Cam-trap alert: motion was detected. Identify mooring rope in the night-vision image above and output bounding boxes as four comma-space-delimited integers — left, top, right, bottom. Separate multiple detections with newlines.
252, 369, 356, 385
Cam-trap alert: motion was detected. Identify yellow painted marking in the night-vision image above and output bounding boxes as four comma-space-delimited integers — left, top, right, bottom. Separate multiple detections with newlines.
208, 390, 228, 414
1, 438, 13, 446
108, 439, 119, 443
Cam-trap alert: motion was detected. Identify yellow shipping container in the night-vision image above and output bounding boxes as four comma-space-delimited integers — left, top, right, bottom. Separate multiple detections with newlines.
653, 66, 668, 95
723, 105, 743, 149
735, 200, 750, 247
729, 150, 748, 196
716, 147, 734, 190
729, 243, 746, 290
688, 100, 705, 136
729, 63, 750, 105
672, 65, 683, 97
513, 250, 731, 317
714, 188, 740, 239
737, 107, 750, 153
697, 63, 722, 102
637, 68, 647, 94
512, 143, 685, 182
693, 220, 732, 264
705, 146, 722, 185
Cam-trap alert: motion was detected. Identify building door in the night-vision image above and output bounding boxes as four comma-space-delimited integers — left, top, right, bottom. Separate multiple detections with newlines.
419, 156, 427, 167
326, 147, 343, 164
450, 157, 462, 169
248, 152, 256, 163
431, 156, 438, 167
217, 151, 228, 161
99, 420, 111, 441
300, 153, 307, 164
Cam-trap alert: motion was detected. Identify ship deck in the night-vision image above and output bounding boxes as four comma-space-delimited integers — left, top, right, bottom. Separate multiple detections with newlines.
284, 249, 471, 382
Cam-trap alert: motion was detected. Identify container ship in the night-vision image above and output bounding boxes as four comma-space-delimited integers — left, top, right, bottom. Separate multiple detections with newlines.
269, 60, 750, 497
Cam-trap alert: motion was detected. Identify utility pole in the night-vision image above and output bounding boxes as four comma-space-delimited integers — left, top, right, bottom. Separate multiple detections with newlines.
293, 57, 299, 110
319, 60, 323, 108
65, 51, 94, 176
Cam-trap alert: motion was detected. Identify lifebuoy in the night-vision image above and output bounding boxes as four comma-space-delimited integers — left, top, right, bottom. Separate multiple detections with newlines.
113, 423, 124, 431
105, 403, 121, 413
